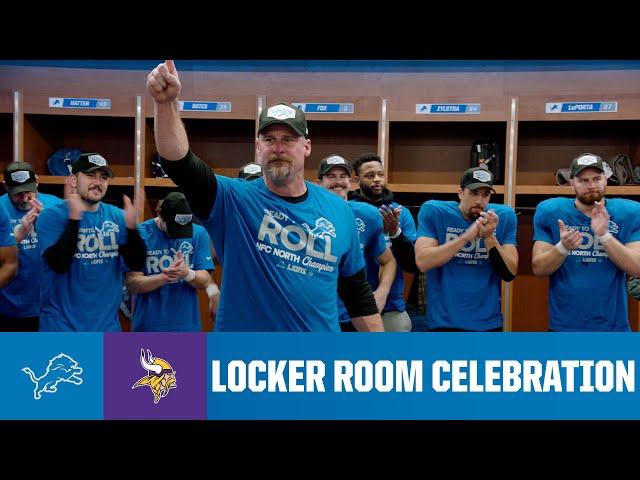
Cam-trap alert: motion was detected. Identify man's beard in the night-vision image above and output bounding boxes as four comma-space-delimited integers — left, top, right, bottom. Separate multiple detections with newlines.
264, 157, 292, 185
464, 205, 482, 220
80, 193, 103, 205
577, 189, 604, 205
468, 209, 481, 220
12, 200, 31, 212
360, 182, 382, 200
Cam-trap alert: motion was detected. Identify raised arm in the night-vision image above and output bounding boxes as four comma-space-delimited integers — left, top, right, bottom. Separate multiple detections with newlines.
147, 60, 189, 161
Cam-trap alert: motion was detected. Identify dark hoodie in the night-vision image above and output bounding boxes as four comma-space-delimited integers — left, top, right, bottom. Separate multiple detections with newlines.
351, 187, 395, 208
350, 188, 418, 274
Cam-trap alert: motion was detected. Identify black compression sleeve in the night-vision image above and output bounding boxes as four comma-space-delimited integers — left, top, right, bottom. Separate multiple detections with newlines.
489, 246, 516, 282
43, 219, 80, 274
120, 228, 146, 272
161, 150, 218, 220
338, 268, 379, 318
390, 232, 419, 273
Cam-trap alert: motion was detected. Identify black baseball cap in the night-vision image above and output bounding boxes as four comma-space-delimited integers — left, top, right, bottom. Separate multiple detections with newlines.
570, 153, 605, 178
317, 154, 352, 178
159, 192, 193, 238
238, 162, 263, 181
258, 103, 308, 138
4, 161, 37, 195
460, 166, 496, 193
71, 152, 115, 178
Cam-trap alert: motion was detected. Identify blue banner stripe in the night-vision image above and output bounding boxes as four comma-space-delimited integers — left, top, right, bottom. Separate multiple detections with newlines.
416, 103, 481, 114
293, 103, 354, 113
181, 101, 232, 112
206, 333, 640, 420
2, 332, 640, 420
49, 98, 111, 109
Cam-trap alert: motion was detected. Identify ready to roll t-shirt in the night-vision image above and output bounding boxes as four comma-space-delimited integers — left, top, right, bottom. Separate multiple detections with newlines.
37, 202, 128, 332
533, 197, 640, 331
417, 200, 517, 331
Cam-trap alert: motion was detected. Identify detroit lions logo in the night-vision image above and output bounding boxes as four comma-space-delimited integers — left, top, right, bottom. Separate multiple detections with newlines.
178, 241, 194, 256
302, 218, 336, 240
22, 353, 83, 400
95, 220, 120, 237
355, 218, 365, 233
608, 220, 619, 234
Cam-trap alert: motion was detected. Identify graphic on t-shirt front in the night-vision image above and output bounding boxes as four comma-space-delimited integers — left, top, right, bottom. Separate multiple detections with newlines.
302, 217, 337, 240
177, 241, 194, 256
355, 217, 366, 233
75, 220, 120, 263
561, 224, 611, 263
146, 241, 194, 274
256, 209, 338, 277
9, 217, 38, 250
446, 226, 488, 264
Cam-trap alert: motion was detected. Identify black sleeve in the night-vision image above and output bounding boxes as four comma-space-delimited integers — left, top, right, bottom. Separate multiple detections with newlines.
489, 247, 516, 282
390, 232, 419, 273
338, 268, 379, 318
43, 219, 80, 274
160, 150, 218, 220
120, 228, 146, 272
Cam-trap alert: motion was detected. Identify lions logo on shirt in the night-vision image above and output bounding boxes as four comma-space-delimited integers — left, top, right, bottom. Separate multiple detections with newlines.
95, 221, 120, 237
355, 218, 366, 233
257, 214, 339, 269
178, 241, 194, 256
302, 218, 337, 240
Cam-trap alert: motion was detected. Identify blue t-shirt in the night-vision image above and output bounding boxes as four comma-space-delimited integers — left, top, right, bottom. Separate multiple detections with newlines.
204, 176, 364, 332
417, 200, 517, 331
0, 193, 63, 318
37, 202, 129, 332
533, 197, 640, 331
130, 219, 214, 332
337, 201, 387, 322
352, 199, 417, 312
0, 204, 15, 247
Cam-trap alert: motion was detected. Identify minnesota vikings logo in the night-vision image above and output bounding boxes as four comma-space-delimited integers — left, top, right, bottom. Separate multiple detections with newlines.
132, 349, 177, 404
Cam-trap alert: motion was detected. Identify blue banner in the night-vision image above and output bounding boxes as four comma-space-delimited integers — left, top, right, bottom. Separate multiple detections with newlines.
48, 97, 111, 109
292, 103, 354, 114
546, 101, 618, 113
416, 103, 481, 114
207, 333, 640, 420
0, 333, 103, 419
1, 332, 639, 420
179, 101, 232, 112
